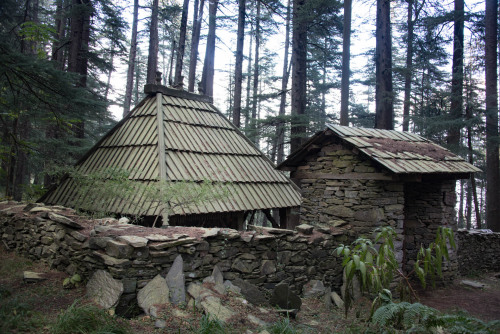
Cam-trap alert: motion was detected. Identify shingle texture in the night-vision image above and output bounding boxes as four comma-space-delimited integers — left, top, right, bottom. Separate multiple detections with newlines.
281, 124, 481, 175
42, 88, 301, 216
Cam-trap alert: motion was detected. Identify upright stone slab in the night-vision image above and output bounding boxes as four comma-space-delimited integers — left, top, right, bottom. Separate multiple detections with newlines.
137, 274, 169, 314
166, 255, 186, 305
270, 283, 301, 310
86, 270, 124, 309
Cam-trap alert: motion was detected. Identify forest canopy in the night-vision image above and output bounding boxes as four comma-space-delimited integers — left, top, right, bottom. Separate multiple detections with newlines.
0, 0, 498, 231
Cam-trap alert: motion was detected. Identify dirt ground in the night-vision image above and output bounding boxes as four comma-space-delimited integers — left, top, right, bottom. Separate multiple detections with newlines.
417, 272, 500, 322
0, 246, 498, 333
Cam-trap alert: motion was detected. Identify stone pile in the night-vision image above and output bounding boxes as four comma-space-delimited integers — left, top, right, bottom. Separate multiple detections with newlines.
0, 202, 349, 312
457, 229, 500, 274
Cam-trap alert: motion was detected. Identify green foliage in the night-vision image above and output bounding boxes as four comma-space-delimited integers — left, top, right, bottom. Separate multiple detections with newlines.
370, 293, 500, 334
195, 314, 226, 334
62, 274, 82, 289
414, 226, 455, 289
267, 317, 301, 334
0, 297, 45, 332
65, 167, 232, 223
52, 301, 131, 334
336, 226, 456, 317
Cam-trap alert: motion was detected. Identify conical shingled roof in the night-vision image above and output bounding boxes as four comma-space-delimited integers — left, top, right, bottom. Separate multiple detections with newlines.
41, 85, 301, 217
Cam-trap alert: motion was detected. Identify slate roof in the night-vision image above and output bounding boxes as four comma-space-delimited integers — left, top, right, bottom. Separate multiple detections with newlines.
279, 124, 480, 176
41, 85, 301, 217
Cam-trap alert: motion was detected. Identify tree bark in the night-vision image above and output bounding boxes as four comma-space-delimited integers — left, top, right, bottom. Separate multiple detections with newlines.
232, 0, 246, 128
244, 21, 253, 129
52, 0, 67, 69
174, 0, 190, 87
275, 0, 291, 164
290, 0, 307, 152
146, 0, 159, 84
374, 0, 393, 130
123, 0, 139, 116
402, 0, 423, 132
339, 0, 351, 126
188, 0, 205, 92
447, 0, 464, 148
250, 1, 261, 145
68, 0, 91, 138
200, 0, 218, 96
485, 0, 499, 232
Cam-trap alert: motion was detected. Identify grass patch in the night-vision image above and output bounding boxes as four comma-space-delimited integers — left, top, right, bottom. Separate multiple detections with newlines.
0, 297, 46, 332
267, 318, 301, 334
52, 301, 132, 334
0, 252, 33, 277
195, 314, 226, 334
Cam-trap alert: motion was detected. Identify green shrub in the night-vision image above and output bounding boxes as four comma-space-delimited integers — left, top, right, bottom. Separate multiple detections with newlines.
52, 301, 131, 334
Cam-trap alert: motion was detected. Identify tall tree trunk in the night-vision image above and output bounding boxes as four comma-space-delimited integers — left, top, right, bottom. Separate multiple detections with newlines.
485, 0, 499, 232
458, 179, 464, 228
52, 0, 66, 68
447, 0, 464, 149
168, 39, 176, 85
188, 0, 205, 92
68, 0, 91, 138
402, 0, 423, 131
339, 0, 351, 126
465, 180, 471, 229
290, 0, 307, 152
275, 0, 291, 164
123, 0, 139, 116
374, 0, 393, 130
250, 1, 261, 145
232, 0, 246, 128
104, 43, 115, 101
146, 0, 159, 84
200, 0, 218, 97
174, 0, 190, 87
244, 21, 253, 129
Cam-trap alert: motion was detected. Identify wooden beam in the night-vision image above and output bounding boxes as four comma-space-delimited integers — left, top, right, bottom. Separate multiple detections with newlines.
294, 171, 396, 181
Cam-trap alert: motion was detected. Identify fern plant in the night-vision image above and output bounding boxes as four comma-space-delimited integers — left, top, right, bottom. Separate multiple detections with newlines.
370, 294, 500, 334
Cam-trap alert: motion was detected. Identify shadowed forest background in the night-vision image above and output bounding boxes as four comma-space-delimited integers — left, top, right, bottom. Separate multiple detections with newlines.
0, 0, 499, 231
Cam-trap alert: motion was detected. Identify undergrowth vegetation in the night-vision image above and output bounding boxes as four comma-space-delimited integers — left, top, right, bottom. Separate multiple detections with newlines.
52, 301, 132, 334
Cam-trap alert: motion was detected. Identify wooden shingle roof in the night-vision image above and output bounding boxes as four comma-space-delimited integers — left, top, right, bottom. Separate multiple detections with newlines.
41, 85, 301, 217
279, 124, 480, 176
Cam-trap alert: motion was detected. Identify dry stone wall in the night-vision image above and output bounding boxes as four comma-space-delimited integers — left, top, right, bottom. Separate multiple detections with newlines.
291, 139, 405, 261
456, 229, 500, 274
292, 141, 405, 234
0, 202, 351, 303
403, 180, 458, 280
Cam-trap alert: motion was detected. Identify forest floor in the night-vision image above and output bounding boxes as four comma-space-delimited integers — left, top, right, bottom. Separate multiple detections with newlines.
0, 246, 499, 334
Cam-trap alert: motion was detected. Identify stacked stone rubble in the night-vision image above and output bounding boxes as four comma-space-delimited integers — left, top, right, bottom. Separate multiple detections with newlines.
0, 203, 350, 305
457, 229, 500, 274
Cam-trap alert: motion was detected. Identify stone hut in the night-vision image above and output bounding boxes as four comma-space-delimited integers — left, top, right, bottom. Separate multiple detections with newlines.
278, 124, 480, 273
40, 84, 301, 228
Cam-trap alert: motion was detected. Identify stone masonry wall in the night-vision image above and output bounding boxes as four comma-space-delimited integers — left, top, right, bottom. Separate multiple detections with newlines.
291, 139, 405, 260
0, 202, 350, 310
457, 229, 500, 274
403, 180, 458, 280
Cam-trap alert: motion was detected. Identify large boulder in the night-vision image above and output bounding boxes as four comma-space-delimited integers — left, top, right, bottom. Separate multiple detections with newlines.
137, 275, 169, 314
269, 283, 301, 310
232, 278, 268, 306
86, 270, 123, 309
166, 255, 186, 305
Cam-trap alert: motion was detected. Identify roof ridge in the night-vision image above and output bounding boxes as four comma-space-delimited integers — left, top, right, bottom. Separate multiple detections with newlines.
144, 84, 213, 103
